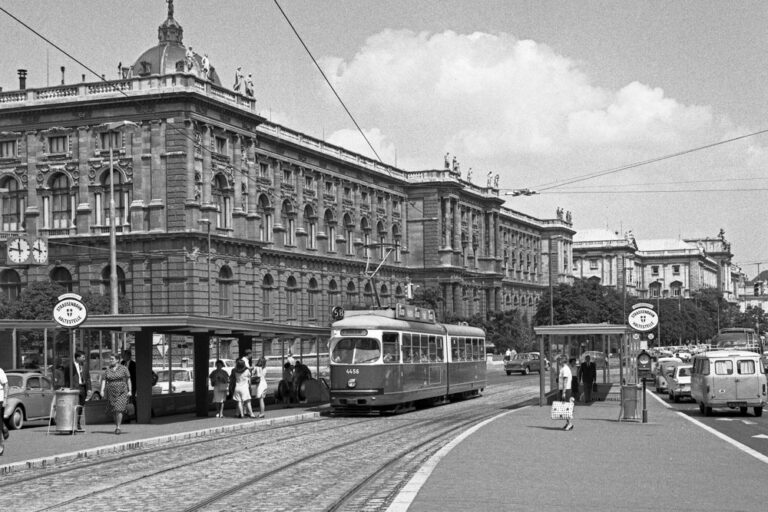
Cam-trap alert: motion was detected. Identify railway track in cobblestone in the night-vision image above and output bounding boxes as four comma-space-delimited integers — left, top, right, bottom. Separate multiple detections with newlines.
5, 378, 542, 512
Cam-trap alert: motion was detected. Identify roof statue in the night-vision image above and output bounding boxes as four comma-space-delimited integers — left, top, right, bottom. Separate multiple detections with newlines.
245, 73, 255, 97
233, 67, 244, 92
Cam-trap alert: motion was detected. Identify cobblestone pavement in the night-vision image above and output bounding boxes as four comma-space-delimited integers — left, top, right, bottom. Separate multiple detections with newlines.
0, 382, 539, 512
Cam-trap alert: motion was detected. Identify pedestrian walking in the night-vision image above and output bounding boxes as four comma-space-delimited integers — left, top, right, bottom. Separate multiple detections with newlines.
209, 360, 229, 418
229, 358, 255, 418
558, 358, 575, 430
64, 350, 90, 431
0, 365, 9, 455
579, 355, 597, 403
100, 354, 131, 434
253, 357, 268, 418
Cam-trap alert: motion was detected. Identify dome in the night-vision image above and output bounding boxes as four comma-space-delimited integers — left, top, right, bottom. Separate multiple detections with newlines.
129, 1, 222, 86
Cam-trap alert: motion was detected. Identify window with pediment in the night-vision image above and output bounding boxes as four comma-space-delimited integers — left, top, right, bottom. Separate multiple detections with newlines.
304, 205, 316, 249
281, 201, 296, 246
96, 169, 130, 228
257, 195, 272, 242
212, 174, 232, 229
325, 209, 336, 253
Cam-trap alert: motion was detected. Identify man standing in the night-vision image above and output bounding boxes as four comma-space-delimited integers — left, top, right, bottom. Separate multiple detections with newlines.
0, 365, 8, 454
66, 351, 90, 431
121, 350, 137, 401
579, 355, 597, 403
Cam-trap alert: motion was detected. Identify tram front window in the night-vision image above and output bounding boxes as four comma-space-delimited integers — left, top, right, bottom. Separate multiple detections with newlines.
331, 337, 381, 364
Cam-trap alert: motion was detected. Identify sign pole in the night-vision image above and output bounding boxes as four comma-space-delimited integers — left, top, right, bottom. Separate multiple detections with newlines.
642, 378, 648, 423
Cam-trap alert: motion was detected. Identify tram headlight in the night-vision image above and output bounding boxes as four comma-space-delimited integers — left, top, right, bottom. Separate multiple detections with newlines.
347, 378, 357, 388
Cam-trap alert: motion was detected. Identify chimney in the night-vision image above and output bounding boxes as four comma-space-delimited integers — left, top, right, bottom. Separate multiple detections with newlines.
17, 69, 27, 90
60, 66, 65, 85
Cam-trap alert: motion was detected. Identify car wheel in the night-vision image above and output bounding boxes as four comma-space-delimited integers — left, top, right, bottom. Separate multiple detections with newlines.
523, 367, 530, 376
698, 402, 705, 415
755, 406, 763, 417
505, 371, 512, 376
704, 406, 712, 417
740, 407, 748, 415
9, 405, 24, 430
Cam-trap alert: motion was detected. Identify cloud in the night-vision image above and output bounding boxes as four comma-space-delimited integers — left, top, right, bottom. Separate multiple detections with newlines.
319, 29, 722, 171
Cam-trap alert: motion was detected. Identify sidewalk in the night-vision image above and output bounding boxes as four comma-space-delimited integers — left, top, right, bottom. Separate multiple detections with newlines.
393, 392, 767, 512
0, 404, 324, 475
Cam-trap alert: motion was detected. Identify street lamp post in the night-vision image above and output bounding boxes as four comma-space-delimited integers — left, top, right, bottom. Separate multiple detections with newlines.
655, 278, 664, 347
102, 121, 139, 315
198, 219, 212, 316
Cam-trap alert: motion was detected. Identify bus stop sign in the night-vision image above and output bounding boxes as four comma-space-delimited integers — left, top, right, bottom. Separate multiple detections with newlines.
628, 307, 658, 332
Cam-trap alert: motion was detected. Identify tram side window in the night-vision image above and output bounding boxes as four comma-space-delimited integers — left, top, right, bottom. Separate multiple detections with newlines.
435, 337, 444, 362
331, 337, 380, 364
383, 332, 399, 363
403, 333, 413, 363
451, 337, 458, 362
417, 334, 429, 362
458, 337, 466, 361
428, 335, 437, 362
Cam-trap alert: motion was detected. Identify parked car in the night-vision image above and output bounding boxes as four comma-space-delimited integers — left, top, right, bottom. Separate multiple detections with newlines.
504, 352, 549, 375
152, 368, 194, 394
666, 364, 693, 402
3, 371, 55, 429
655, 357, 683, 393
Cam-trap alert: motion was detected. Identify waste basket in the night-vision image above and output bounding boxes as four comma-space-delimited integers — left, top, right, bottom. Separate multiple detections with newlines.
53, 389, 80, 432
619, 385, 639, 421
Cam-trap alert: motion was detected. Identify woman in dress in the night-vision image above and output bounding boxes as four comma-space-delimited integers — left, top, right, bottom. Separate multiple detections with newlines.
100, 354, 131, 434
230, 358, 254, 418
253, 357, 268, 418
209, 359, 229, 418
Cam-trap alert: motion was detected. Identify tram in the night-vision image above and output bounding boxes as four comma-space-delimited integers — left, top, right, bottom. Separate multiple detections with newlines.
328, 304, 487, 414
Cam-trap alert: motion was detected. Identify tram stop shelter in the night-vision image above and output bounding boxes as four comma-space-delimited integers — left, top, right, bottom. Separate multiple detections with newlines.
0, 315, 327, 424
533, 323, 636, 405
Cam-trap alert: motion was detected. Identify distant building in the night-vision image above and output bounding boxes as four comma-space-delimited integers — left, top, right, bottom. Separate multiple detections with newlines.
572, 229, 741, 302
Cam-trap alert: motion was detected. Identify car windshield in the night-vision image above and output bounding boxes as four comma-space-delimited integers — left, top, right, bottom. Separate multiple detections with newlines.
331, 337, 380, 364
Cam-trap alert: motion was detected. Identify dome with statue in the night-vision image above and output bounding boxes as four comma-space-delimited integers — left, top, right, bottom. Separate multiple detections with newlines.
129, 0, 221, 86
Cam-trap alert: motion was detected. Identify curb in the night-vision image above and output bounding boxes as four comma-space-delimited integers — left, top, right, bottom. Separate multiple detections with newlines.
0, 411, 320, 476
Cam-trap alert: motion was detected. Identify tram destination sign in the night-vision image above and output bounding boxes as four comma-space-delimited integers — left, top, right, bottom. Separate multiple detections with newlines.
627, 307, 658, 332
53, 292, 88, 328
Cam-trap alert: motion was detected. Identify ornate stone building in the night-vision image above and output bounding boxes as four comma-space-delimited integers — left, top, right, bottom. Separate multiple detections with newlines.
0, 4, 573, 326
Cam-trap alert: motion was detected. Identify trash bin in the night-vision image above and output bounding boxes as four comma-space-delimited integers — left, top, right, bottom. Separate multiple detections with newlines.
53, 389, 80, 433
620, 385, 639, 421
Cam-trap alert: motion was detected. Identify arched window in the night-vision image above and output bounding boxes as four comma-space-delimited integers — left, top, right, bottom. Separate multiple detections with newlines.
0, 269, 21, 301
97, 169, 130, 229
308, 278, 318, 319
257, 195, 272, 242
325, 210, 336, 253
281, 201, 295, 246
286, 276, 298, 319
328, 278, 339, 296
345, 281, 357, 306
50, 173, 73, 230
304, 205, 316, 250
212, 174, 232, 229
344, 213, 355, 256
262, 274, 274, 320
51, 266, 73, 292
219, 266, 234, 317
391, 224, 401, 263
101, 265, 126, 298
1, 176, 24, 231
363, 281, 373, 307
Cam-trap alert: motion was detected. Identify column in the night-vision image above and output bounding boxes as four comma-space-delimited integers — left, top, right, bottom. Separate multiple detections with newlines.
134, 329, 153, 424
193, 333, 211, 418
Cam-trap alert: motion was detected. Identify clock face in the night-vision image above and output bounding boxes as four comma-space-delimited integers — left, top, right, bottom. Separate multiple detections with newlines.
7, 237, 30, 264
32, 238, 48, 264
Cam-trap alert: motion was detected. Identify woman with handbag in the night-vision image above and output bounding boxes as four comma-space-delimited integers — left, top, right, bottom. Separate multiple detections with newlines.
230, 358, 255, 418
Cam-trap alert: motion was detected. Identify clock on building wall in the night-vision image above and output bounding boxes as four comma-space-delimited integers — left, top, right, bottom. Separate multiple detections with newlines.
31, 238, 48, 264
7, 237, 30, 264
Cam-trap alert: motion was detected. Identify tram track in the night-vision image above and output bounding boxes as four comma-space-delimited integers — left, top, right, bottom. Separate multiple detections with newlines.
7, 380, 543, 512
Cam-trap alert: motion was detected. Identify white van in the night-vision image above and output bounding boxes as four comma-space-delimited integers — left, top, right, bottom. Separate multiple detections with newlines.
691, 350, 767, 417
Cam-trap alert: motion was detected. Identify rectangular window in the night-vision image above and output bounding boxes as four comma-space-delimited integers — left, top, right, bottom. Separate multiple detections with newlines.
672, 287, 681, 297
714, 360, 733, 375
344, 187, 351, 198
259, 162, 269, 178
48, 135, 68, 153
100, 132, 120, 150
283, 169, 292, 185
589, 259, 598, 270
215, 136, 227, 154
737, 360, 756, 375
305, 176, 314, 191
382, 332, 399, 363
325, 181, 334, 194
0, 140, 16, 158
672, 265, 680, 275
651, 265, 659, 276
308, 293, 316, 319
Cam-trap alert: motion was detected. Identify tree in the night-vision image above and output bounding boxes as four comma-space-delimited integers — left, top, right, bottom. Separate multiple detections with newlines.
9, 280, 67, 319
533, 278, 624, 326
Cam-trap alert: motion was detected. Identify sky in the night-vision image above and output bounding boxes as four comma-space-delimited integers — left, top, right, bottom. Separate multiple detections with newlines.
2, 1, 768, 275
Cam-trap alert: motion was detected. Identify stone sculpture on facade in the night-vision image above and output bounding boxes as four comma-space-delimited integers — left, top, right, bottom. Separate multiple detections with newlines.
494, 174, 499, 188
245, 73, 255, 97
185, 46, 194, 72
201, 54, 210, 80
233, 66, 244, 92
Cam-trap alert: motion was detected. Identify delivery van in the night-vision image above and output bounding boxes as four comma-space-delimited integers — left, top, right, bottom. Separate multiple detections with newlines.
691, 350, 767, 417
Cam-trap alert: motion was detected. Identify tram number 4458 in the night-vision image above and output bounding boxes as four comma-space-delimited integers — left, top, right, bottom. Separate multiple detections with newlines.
346, 369, 360, 375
